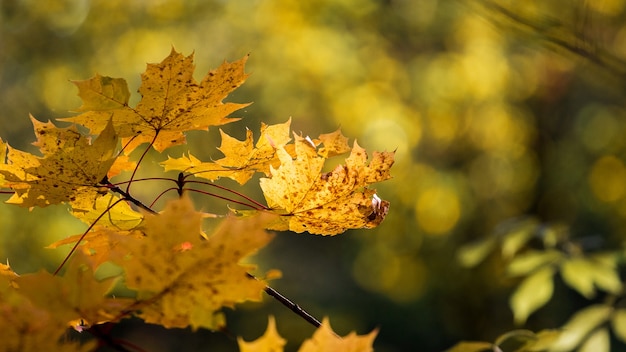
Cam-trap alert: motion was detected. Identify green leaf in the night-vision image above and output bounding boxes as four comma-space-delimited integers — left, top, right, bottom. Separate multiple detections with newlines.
560, 258, 597, 299
549, 305, 612, 351
588, 260, 622, 294
519, 329, 560, 351
611, 309, 626, 344
445, 341, 495, 352
494, 329, 535, 346
578, 328, 609, 352
457, 237, 497, 268
501, 219, 538, 259
560, 257, 622, 299
510, 266, 555, 325
506, 250, 561, 277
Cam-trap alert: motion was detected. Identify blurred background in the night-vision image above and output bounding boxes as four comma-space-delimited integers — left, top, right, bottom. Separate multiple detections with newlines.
2, 0, 626, 351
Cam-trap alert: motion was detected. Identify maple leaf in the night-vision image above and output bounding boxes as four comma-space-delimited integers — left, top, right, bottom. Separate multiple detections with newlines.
15, 252, 123, 328
298, 317, 378, 352
237, 316, 286, 352
62, 48, 250, 153
48, 225, 143, 269
70, 193, 144, 230
316, 129, 351, 158
0, 273, 96, 352
238, 316, 378, 352
162, 119, 292, 184
259, 134, 394, 235
0, 116, 118, 209
112, 196, 276, 330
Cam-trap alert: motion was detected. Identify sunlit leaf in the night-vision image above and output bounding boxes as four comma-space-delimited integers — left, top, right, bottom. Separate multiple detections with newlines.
445, 341, 495, 352
520, 329, 560, 351
611, 309, 626, 344
549, 305, 611, 351
560, 257, 622, 299
506, 250, 561, 277
560, 258, 596, 299
237, 316, 286, 352
162, 119, 292, 184
457, 237, 497, 268
501, 219, 538, 259
112, 196, 276, 330
510, 266, 554, 325
0, 118, 118, 209
259, 135, 394, 235
297, 317, 378, 352
578, 328, 609, 352
62, 49, 250, 153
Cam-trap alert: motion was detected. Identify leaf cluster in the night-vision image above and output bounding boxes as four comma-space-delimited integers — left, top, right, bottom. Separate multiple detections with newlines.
452, 218, 626, 352
0, 48, 393, 351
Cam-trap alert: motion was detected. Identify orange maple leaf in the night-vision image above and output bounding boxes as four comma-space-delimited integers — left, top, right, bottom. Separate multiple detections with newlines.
112, 196, 276, 330
162, 119, 292, 184
62, 48, 250, 153
259, 133, 394, 235
0, 116, 118, 209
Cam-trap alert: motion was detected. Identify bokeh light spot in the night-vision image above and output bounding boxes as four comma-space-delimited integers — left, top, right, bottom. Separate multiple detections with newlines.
589, 155, 626, 203
415, 185, 461, 235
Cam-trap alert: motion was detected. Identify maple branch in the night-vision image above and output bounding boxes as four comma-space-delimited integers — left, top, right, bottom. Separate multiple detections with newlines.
246, 273, 322, 329
184, 179, 270, 210
89, 323, 146, 352
186, 188, 265, 210
101, 177, 157, 215
149, 187, 179, 207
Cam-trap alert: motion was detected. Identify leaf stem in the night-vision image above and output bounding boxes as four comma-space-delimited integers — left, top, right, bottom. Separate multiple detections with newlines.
185, 188, 264, 210
53, 198, 125, 275
185, 179, 269, 210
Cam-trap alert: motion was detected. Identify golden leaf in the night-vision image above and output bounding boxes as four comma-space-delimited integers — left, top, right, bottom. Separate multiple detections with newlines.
112, 196, 276, 330
62, 48, 250, 153
298, 317, 378, 352
238, 316, 286, 352
0, 117, 118, 209
260, 134, 394, 235
162, 119, 292, 184
510, 266, 555, 325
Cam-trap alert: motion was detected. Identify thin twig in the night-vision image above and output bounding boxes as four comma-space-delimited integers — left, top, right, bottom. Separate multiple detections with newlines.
246, 273, 322, 328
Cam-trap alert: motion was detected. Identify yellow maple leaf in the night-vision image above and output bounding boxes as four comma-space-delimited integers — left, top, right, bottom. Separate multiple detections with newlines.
298, 317, 378, 352
62, 48, 250, 153
0, 272, 96, 352
237, 316, 286, 352
259, 134, 394, 235
161, 119, 292, 184
15, 252, 122, 327
48, 225, 143, 269
316, 129, 351, 158
0, 116, 118, 209
238, 316, 378, 352
70, 193, 144, 230
112, 195, 276, 330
